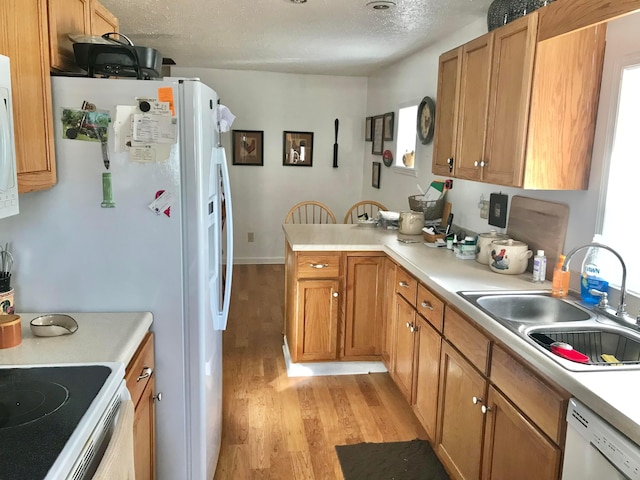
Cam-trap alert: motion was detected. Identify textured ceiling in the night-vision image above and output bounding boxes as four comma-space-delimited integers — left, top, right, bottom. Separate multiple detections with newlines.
99, 0, 493, 76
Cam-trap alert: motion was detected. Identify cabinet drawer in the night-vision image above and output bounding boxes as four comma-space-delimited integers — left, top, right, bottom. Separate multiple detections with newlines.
396, 267, 418, 306
126, 332, 155, 408
443, 307, 490, 375
296, 253, 340, 278
416, 284, 444, 332
491, 345, 567, 444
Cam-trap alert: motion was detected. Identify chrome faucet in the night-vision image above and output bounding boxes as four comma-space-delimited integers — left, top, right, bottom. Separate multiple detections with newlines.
562, 242, 634, 324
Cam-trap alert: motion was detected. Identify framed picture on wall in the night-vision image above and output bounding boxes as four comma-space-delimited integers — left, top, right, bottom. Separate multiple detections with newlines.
372, 161, 381, 189
383, 112, 394, 141
283, 131, 314, 166
232, 130, 264, 166
372, 116, 384, 155
365, 117, 373, 141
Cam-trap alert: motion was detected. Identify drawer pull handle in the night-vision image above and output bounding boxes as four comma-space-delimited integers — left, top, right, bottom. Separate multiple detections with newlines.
310, 263, 329, 269
481, 405, 491, 414
399, 281, 409, 288
332, 292, 339, 298
137, 366, 153, 382
472, 396, 483, 405
421, 301, 434, 310
154, 392, 163, 402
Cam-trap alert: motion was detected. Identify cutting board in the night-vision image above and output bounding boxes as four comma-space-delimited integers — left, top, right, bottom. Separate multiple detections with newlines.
507, 196, 570, 280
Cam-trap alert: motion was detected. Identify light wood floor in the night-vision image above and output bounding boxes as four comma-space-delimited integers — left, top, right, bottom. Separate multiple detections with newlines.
213, 264, 427, 479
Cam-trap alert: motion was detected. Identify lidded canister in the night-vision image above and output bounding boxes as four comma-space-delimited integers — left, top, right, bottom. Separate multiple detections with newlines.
475, 229, 510, 265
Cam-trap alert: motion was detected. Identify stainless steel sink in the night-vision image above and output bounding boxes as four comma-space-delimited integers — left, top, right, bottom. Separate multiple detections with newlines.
458, 290, 640, 371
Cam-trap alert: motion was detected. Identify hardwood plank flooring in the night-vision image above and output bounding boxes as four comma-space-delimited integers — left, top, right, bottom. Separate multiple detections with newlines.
214, 264, 427, 479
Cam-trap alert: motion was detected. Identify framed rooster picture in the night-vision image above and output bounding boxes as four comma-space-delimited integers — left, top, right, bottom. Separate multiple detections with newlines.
232, 130, 264, 166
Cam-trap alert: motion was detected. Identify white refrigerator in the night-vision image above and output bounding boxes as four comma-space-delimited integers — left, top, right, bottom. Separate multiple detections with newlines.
1, 76, 233, 479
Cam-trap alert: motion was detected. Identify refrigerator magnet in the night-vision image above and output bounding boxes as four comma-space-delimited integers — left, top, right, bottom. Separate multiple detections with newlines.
149, 190, 173, 217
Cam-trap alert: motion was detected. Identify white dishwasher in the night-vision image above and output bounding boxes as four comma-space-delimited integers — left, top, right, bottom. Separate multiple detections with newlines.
562, 398, 640, 480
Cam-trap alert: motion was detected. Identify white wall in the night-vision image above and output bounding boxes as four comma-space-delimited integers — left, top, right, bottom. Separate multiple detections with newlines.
173, 67, 368, 263
363, 14, 639, 257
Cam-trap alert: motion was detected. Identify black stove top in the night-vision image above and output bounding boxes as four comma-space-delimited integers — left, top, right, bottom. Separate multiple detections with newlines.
0, 365, 111, 480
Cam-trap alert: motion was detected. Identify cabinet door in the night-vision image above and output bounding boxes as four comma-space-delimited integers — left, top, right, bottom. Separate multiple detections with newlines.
432, 47, 462, 176
0, 0, 57, 192
413, 316, 441, 442
483, 14, 538, 187
134, 375, 157, 480
91, 0, 119, 35
295, 279, 339, 361
381, 258, 397, 367
344, 255, 385, 358
482, 386, 561, 480
437, 342, 487, 480
455, 32, 493, 181
48, 0, 92, 72
392, 296, 417, 403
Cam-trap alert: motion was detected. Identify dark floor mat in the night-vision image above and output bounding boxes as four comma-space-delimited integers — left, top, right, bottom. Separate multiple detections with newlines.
335, 439, 449, 480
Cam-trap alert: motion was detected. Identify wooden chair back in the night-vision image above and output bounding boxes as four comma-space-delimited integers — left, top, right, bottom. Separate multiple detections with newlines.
343, 201, 388, 224
285, 201, 337, 224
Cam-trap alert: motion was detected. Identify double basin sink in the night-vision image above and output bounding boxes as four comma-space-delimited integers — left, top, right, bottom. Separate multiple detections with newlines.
459, 290, 640, 371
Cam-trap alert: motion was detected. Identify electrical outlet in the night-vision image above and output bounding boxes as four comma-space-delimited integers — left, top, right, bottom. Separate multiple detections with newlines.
248, 232, 254, 243
480, 200, 489, 219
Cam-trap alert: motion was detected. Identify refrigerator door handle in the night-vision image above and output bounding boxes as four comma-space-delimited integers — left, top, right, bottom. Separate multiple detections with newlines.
217, 147, 233, 330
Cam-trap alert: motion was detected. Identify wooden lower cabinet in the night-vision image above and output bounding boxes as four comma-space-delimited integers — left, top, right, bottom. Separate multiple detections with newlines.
294, 279, 339, 361
482, 386, 561, 480
437, 341, 487, 480
343, 254, 385, 358
413, 315, 441, 441
125, 332, 156, 480
392, 296, 418, 402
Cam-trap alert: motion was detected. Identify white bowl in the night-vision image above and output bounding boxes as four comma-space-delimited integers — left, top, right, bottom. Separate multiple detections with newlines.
30, 314, 78, 337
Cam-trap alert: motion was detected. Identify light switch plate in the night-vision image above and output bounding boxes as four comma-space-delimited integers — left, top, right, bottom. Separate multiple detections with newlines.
488, 193, 508, 228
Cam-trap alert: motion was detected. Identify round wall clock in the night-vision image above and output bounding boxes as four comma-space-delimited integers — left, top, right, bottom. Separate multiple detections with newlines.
417, 96, 436, 145
382, 149, 393, 167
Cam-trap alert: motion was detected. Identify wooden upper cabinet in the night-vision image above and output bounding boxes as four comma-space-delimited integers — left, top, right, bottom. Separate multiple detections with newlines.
455, 32, 493, 182
91, 0, 119, 35
48, 0, 119, 72
0, 0, 57, 193
433, 11, 606, 190
48, 0, 92, 72
483, 14, 538, 186
432, 47, 461, 176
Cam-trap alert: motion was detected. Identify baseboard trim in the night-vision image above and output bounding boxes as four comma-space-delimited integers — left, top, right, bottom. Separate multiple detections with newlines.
282, 336, 388, 377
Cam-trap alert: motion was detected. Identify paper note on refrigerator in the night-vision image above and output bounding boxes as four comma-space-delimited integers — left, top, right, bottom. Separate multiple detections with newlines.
132, 113, 177, 144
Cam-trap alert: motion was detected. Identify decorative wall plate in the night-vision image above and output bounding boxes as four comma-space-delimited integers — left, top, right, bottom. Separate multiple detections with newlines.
382, 149, 393, 167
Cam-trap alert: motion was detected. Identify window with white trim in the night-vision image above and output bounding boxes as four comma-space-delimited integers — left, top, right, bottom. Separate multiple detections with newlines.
395, 105, 417, 170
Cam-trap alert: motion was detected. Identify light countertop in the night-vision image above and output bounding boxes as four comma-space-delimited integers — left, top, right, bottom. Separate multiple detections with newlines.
283, 224, 640, 446
0, 312, 153, 368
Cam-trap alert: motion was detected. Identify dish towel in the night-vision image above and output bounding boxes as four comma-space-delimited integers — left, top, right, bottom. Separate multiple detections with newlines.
92, 399, 135, 480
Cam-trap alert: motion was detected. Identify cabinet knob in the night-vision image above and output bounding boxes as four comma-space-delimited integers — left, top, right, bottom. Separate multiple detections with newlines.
399, 281, 409, 288
472, 396, 483, 405
447, 158, 454, 173
410, 325, 418, 333
137, 366, 153, 382
480, 161, 487, 167
310, 263, 329, 269
332, 292, 339, 298
474, 161, 479, 167
153, 392, 163, 402
481, 405, 491, 414
474, 160, 487, 168
421, 301, 434, 310
406, 322, 411, 329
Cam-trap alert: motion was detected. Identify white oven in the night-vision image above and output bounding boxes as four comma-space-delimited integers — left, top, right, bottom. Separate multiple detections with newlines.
0, 54, 19, 219
0, 362, 127, 479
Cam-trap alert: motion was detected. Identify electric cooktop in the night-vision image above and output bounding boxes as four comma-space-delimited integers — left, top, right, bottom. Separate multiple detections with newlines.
0, 365, 112, 479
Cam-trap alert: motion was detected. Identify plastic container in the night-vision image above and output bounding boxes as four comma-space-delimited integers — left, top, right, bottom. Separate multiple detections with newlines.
532, 250, 547, 283
551, 255, 570, 298
580, 243, 609, 304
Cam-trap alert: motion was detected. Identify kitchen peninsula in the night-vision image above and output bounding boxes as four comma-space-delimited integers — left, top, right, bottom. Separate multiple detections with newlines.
283, 223, 640, 478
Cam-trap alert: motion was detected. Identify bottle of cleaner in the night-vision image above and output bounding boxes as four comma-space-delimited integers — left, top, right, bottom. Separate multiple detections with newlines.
580, 241, 609, 304
551, 255, 570, 298
532, 250, 547, 283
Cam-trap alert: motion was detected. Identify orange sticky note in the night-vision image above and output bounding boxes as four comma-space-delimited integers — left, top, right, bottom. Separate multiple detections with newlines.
158, 87, 175, 116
